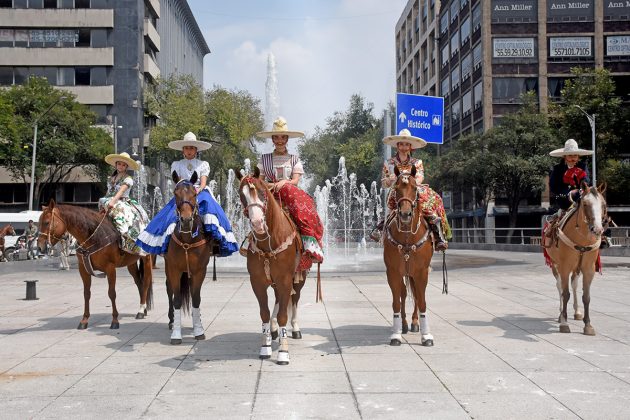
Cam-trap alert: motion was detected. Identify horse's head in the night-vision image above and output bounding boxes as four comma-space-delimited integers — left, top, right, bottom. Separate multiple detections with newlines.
236, 167, 268, 234
393, 165, 418, 224
579, 181, 608, 237
172, 171, 199, 233
1, 224, 16, 237
37, 199, 67, 251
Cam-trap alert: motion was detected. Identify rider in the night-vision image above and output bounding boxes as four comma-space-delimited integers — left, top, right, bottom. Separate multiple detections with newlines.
136, 132, 238, 256
25, 219, 38, 259
98, 152, 149, 254
246, 116, 324, 270
370, 129, 451, 252
545, 138, 609, 247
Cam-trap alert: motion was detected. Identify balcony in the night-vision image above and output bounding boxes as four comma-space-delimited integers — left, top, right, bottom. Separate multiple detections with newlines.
144, 53, 160, 81
0, 47, 114, 66
144, 18, 161, 52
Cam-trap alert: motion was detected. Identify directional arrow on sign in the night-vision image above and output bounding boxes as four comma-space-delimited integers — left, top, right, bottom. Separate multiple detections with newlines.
399, 112, 407, 123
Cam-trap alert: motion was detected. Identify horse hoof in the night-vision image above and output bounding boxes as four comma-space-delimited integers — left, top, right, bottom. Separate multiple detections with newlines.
271, 330, 278, 340
144, 308, 148, 315
402, 322, 408, 334
574, 314, 584, 321
195, 334, 206, 341
277, 351, 290, 365
110, 322, 120, 330
422, 339, 434, 347
584, 326, 596, 336
559, 325, 571, 333
410, 324, 420, 333
77, 322, 88, 330
390, 339, 401, 346
171, 338, 182, 345
259, 354, 271, 360
135, 313, 145, 320
557, 315, 561, 323
292, 331, 302, 339
168, 322, 173, 330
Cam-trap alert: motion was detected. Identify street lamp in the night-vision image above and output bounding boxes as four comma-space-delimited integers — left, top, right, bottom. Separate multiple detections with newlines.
574, 105, 597, 186
28, 96, 67, 211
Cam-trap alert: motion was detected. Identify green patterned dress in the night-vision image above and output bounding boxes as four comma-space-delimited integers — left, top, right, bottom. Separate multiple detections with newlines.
98, 175, 148, 254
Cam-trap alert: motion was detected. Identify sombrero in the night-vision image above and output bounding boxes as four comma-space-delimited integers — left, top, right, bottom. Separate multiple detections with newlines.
382, 129, 427, 149
104, 152, 139, 171
256, 117, 304, 139
168, 132, 212, 151
549, 139, 593, 157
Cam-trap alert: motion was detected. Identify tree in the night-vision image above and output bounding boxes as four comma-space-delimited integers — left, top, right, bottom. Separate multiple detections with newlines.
485, 92, 557, 235
0, 77, 112, 209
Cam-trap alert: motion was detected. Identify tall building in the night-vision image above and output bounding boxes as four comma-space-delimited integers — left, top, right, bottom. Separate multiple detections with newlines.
0, 0, 209, 210
397, 0, 630, 229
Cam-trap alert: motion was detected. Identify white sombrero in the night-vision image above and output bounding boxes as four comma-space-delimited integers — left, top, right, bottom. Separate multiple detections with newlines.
383, 129, 427, 149
549, 139, 593, 157
104, 152, 139, 171
168, 132, 212, 151
256, 117, 304, 139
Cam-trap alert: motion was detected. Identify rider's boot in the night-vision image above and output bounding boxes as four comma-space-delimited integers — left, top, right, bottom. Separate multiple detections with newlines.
239, 233, 251, 257
429, 219, 448, 252
544, 211, 562, 248
369, 220, 385, 242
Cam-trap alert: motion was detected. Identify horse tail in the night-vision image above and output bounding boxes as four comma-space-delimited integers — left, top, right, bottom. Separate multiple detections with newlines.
179, 273, 191, 315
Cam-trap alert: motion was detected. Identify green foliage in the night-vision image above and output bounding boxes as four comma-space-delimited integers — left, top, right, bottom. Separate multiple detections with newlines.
0, 77, 112, 207
599, 159, 630, 203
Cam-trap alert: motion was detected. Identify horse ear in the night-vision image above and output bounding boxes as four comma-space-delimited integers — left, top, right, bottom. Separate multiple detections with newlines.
172, 171, 179, 183
598, 182, 607, 195
190, 171, 198, 185
394, 166, 400, 177
253, 166, 261, 178
48, 198, 56, 209
580, 179, 589, 193
411, 165, 417, 177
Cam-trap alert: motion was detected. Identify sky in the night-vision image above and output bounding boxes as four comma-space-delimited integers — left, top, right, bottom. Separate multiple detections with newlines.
187, 0, 407, 138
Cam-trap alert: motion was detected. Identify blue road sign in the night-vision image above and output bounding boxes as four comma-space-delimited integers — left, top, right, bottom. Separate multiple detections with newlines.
396, 93, 444, 144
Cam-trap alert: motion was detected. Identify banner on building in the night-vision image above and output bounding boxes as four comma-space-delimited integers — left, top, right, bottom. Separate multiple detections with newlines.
607, 35, 630, 56
604, 1, 630, 20
549, 37, 592, 57
493, 38, 536, 58
547, 0, 593, 21
491, 0, 537, 22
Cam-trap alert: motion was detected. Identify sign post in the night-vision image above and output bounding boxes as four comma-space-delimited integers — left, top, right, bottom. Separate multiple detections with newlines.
396, 93, 444, 144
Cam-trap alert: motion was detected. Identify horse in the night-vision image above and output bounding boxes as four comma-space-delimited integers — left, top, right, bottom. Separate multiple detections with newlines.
37, 199, 153, 329
383, 166, 435, 346
544, 182, 607, 335
236, 167, 306, 365
0, 224, 16, 261
165, 171, 216, 345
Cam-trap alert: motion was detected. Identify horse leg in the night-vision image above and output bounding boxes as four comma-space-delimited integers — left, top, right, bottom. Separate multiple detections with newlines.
400, 277, 409, 334
582, 268, 596, 336
290, 272, 306, 339
276, 281, 292, 365
128, 258, 151, 319
552, 265, 563, 323
270, 296, 280, 341
251, 280, 272, 359
191, 274, 205, 341
571, 271, 583, 320
386, 267, 403, 346
166, 278, 174, 330
407, 277, 420, 332
558, 269, 571, 333
105, 267, 119, 329
412, 270, 433, 346
77, 263, 92, 330
167, 265, 183, 345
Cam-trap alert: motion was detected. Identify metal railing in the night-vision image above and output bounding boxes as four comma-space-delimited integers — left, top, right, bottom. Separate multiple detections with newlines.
449, 226, 630, 246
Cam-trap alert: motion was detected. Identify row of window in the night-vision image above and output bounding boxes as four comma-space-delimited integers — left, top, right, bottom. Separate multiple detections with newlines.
0, 66, 108, 86
0, 0, 104, 8
441, 43, 482, 95
0, 28, 107, 48
441, 13, 480, 67
448, 81, 482, 123
441, 0, 480, 35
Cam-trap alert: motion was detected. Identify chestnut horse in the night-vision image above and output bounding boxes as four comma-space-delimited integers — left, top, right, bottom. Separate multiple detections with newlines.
236, 168, 306, 365
0, 224, 16, 261
37, 200, 153, 329
383, 166, 435, 346
545, 183, 607, 335
165, 172, 215, 345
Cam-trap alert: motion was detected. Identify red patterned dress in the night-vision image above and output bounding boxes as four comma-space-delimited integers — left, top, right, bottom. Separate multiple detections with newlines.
259, 153, 324, 271
382, 155, 452, 239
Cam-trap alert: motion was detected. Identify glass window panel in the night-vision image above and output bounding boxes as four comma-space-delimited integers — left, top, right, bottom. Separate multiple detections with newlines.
452, 101, 461, 120
75, 67, 90, 85
75, 0, 89, 8
461, 53, 472, 79
77, 28, 90, 47
42, 67, 57, 84
492, 78, 538, 101
74, 184, 91, 202
441, 77, 450, 97
451, 65, 460, 90
90, 29, 107, 47
472, 3, 481, 31
60, 0, 74, 7
58, 67, 74, 86
440, 12, 449, 33
451, 30, 459, 55
441, 45, 449, 67
15, 30, 28, 47
59, 29, 78, 47
30, 67, 45, 78
90, 67, 106, 85
44, 0, 57, 8
43, 29, 58, 47
0, 0, 12, 7
14, 67, 28, 84
474, 81, 483, 107
14, 0, 28, 7
462, 90, 472, 114
91, 0, 107, 7
29, 30, 45, 48
89, 105, 108, 124
30, 0, 44, 8
0, 29, 13, 47
473, 43, 482, 67
450, 1, 458, 22
0, 68, 13, 85
461, 17, 471, 43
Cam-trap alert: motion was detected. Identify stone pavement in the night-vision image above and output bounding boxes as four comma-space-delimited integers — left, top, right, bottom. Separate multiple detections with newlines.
1, 249, 629, 420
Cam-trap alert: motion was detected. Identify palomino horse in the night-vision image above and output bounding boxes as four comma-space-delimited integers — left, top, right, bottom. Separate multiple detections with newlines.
0, 224, 16, 261
545, 182, 607, 335
383, 166, 435, 346
165, 172, 215, 345
37, 200, 153, 329
236, 167, 306, 365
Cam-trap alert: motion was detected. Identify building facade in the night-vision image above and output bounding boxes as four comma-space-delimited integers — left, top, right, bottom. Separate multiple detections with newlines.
397, 0, 630, 231
0, 0, 209, 210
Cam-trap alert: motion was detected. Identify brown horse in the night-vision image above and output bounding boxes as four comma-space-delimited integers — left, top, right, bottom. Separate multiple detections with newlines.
383, 166, 435, 346
237, 167, 305, 365
545, 183, 607, 335
0, 224, 16, 261
37, 199, 153, 329
165, 172, 215, 345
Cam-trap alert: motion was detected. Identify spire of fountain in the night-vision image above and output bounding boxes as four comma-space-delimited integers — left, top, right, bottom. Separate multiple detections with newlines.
265, 52, 280, 130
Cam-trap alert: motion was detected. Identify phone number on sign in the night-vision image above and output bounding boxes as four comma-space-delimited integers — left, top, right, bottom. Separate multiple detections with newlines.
495, 48, 534, 57
552, 47, 590, 57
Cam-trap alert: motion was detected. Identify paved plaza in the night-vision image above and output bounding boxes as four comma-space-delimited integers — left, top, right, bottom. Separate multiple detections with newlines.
1, 249, 629, 419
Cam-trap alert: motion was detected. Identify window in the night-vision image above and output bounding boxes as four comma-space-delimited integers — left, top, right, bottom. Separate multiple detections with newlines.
451, 30, 459, 57
451, 100, 461, 122
29, 30, 45, 48
0, 29, 13, 47
440, 11, 449, 34
75, 0, 90, 8
90, 105, 108, 124
441, 77, 450, 97
75, 67, 90, 85
492, 78, 538, 102
42, 67, 57, 84
14, 30, 28, 47
92, 0, 108, 7
14, 0, 27, 7
44, 0, 57, 8
30, 0, 44, 8
58, 67, 74, 85
472, 3, 481, 32
60, 0, 74, 7
451, 65, 460, 91
460, 0, 468, 10
461, 53, 472, 80
0, 0, 12, 7
91, 66, 106, 85
441, 44, 449, 67
0, 68, 13, 85
460, 17, 471, 44
450, 1, 458, 23
462, 90, 472, 116
473, 43, 482, 69
91, 29, 107, 47
77, 29, 90, 47
14, 67, 28, 84
474, 81, 483, 108
74, 184, 92, 202
548, 78, 567, 98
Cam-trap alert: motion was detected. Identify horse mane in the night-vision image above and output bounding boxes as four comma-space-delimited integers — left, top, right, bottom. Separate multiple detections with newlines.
56, 204, 119, 243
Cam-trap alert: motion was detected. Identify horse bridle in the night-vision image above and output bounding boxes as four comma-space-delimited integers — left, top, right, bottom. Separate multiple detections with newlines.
175, 180, 200, 235
38, 208, 67, 246
393, 174, 421, 234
